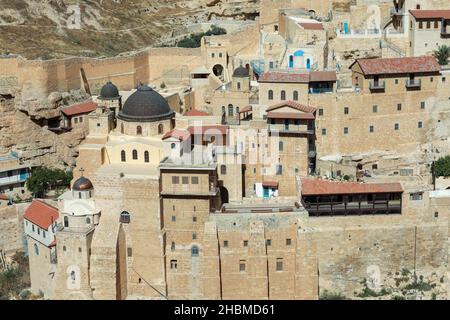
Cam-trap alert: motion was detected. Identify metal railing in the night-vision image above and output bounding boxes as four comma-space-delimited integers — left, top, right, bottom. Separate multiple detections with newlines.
369, 80, 386, 91
406, 79, 421, 89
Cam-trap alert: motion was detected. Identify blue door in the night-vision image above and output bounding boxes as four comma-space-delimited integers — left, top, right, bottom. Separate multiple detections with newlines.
289, 55, 294, 68
344, 22, 349, 34
263, 187, 269, 198
20, 169, 28, 181
306, 58, 311, 70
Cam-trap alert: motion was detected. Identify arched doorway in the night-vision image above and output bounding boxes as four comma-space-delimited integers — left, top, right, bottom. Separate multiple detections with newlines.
219, 186, 229, 204
212, 64, 224, 77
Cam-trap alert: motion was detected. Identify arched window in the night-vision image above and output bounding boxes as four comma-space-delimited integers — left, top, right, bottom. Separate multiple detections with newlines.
144, 151, 150, 163
222, 106, 226, 114
191, 245, 199, 257
281, 90, 286, 100
86, 217, 91, 224
158, 124, 164, 135
64, 216, 69, 228
121, 150, 126, 162
136, 126, 142, 135
221, 165, 227, 175
132, 149, 138, 160
293, 91, 299, 101
237, 82, 241, 90
279, 141, 284, 151
34, 243, 39, 256
120, 211, 130, 224
268, 90, 274, 100
121, 123, 124, 134
228, 104, 234, 117
171, 143, 176, 150
236, 107, 239, 115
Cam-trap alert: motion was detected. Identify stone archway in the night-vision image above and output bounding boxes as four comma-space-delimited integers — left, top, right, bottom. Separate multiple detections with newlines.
219, 186, 229, 204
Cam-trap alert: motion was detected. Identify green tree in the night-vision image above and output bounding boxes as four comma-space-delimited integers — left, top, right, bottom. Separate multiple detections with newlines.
433, 45, 450, 65
177, 25, 227, 48
26, 167, 73, 198
433, 155, 450, 177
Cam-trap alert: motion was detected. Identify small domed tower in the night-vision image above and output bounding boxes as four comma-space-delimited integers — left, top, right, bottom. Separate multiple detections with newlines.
97, 81, 122, 115
232, 65, 250, 91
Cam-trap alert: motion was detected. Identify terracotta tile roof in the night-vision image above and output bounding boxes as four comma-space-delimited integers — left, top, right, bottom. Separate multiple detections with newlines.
183, 109, 210, 116
298, 23, 324, 30
162, 129, 191, 141
24, 200, 59, 230
263, 181, 279, 188
309, 71, 337, 82
353, 56, 441, 76
239, 105, 252, 113
267, 111, 315, 120
259, 72, 310, 83
410, 10, 450, 20
61, 100, 97, 117
259, 71, 337, 83
0, 194, 9, 200
187, 125, 229, 135
266, 100, 317, 113
301, 179, 404, 196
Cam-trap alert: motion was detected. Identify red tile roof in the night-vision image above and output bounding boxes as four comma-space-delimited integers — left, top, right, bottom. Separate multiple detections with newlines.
352, 56, 441, 76
239, 105, 252, 113
410, 10, 450, 20
0, 194, 9, 201
309, 71, 337, 82
183, 109, 210, 116
162, 129, 191, 142
267, 111, 315, 120
301, 179, 404, 196
187, 125, 229, 135
24, 200, 59, 230
266, 100, 317, 113
259, 72, 310, 83
61, 100, 97, 117
259, 71, 337, 83
298, 23, 324, 30
263, 181, 279, 188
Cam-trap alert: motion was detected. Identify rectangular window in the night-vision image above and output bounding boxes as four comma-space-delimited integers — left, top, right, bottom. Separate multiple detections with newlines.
193, 216, 197, 222
239, 260, 246, 272
276, 258, 283, 271
171, 242, 175, 251
43, 231, 46, 238
420, 101, 425, 109
430, 77, 434, 82
171, 215, 176, 222
170, 260, 178, 269
172, 176, 179, 184
37, 228, 40, 235
318, 108, 324, 116
410, 192, 423, 201
243, 240, 248, 247
322, 128, 327, 135
127, 247, 133, 257
394, 123, 400, 130
276, 165, 283, 175
286, 239, 292, 246
182, 176, 189, 184
223, 240, 229, 247
373, 105, 378, 113
395, 79, 399, 85
397, 103, 402, 111
344, 107, 349, 114
266, 239, 272, 246
443, 77, 446, 82
192, 233, 197, 240
344, 127, 349, 134
418, 121, 423, 128
369, 125, 374, 133
191, 177, 199, 184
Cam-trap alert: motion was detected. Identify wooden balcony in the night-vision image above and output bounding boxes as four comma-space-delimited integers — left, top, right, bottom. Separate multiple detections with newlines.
405, 79, 421, 90
268, 124, 315, 135
369, 80, 386, 92
304, 200, 401, 217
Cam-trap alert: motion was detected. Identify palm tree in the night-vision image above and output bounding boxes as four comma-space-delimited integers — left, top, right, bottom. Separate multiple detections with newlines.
433, 45, 450, 65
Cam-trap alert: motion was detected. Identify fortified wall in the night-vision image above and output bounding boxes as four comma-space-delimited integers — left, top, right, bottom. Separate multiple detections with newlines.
0, 47, 202, 101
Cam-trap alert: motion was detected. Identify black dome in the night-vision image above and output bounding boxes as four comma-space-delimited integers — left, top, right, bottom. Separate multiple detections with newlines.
99, 81, 120, 100
73, 176, 93, 191
233, 66, 249, 77
118, 85, 175, 122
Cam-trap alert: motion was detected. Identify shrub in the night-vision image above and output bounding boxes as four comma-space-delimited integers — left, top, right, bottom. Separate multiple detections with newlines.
433, 156, 450, 177
19, 289, 31, 300
319, 290, 347, 300
26, 167, 73, 198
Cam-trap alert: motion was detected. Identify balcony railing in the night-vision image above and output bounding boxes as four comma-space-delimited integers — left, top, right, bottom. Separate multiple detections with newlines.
405, 79, 421, 89
309, 87, 334, 94
441, 22, 450, 36
268, 124, 315, 135
369, 80, 385, 91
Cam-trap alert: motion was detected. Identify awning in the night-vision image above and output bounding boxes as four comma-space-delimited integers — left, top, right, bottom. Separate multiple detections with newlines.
263, 181, 279, 188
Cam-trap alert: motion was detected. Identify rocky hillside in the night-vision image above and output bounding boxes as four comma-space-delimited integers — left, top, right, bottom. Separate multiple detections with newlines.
0, 0, 260, 59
